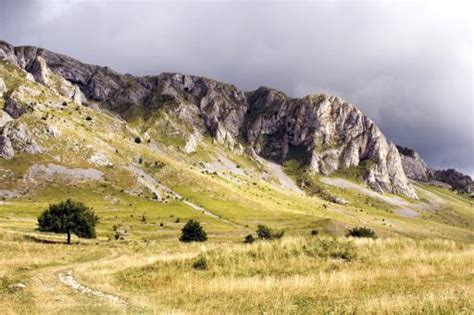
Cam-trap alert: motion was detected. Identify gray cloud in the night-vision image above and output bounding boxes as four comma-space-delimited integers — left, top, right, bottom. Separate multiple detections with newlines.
1, 0, 472, 175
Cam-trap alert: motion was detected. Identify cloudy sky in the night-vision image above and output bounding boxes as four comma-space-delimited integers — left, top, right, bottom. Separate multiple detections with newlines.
1, 0, 473, 175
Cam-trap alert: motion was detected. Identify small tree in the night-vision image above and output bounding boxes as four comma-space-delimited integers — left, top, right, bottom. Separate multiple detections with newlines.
179, 220, 207, 242
37, 199, 99, 244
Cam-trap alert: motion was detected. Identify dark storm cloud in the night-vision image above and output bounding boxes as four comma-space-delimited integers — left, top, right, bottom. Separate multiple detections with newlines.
1, 0, 472, 175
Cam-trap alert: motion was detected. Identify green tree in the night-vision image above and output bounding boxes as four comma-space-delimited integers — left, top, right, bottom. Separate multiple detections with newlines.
179, 220, 207, 242
37, 199, 99, 244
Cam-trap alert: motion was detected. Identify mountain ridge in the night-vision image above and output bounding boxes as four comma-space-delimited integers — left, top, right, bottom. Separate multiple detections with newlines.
0, 40, 427, 198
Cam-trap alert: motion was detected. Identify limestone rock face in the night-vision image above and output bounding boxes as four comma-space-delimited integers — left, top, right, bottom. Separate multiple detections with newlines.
2, 121, 42, 155
0, 40, 418, 198
156, 73, 248, 143
396, 145, 429, 181
244, 89, 417, 198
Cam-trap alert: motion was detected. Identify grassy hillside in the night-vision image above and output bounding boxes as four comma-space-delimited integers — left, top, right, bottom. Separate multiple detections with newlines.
1, 60, 473, 313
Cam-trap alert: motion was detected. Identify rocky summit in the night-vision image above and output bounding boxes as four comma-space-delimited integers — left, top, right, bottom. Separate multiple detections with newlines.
0, 40, 420, 199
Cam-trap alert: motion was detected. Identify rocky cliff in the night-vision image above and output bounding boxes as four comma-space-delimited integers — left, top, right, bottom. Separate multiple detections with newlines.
396, 145, 429, 181
397, 145, 473, 195
0, 40, 417, 198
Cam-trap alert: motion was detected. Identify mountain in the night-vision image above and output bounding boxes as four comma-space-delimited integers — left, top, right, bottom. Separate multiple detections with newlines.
0, 40, 416, 198
397, 145, 473, 195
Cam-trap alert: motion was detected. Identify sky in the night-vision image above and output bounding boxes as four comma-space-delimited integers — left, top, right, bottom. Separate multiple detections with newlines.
1, 0, 473, 175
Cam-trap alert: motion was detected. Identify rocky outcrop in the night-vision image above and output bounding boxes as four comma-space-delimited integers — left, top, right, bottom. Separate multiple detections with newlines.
244, 90, 416, 198
0, 40, 417, 198
397, 144, 473, 194
396, 145, 429, 181
0, 77, 6, 96
28, 56, 49, 85
0, 111, 13, 128
4, 92, 26, 119
1, 121, 42, 157
428, 169, 473, 194
0, 135, 14, 159
183, 131, 202, 153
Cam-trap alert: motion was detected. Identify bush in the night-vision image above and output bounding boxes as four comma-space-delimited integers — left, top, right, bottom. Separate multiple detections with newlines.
256, 224, 284, 240
311, 229, 319, 236
346, 227, 377, 239
244, 234, 255, 244
192, 256, 208, 270
179, 220, 207, 242
37, 199, 99, 244
134, 136, 142, 144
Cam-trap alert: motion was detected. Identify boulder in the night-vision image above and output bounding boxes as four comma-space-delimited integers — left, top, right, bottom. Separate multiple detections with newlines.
0, 111, 13, 128
4, 93, 26, 119
28, 56, 49, 85
183, 131, 202, 154
0, 135, 14, 159
0, 77, 7, 96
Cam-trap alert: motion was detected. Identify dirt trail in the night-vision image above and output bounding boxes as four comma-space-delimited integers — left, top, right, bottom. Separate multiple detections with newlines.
58, 271, 127, 306
28, 247, 131, 312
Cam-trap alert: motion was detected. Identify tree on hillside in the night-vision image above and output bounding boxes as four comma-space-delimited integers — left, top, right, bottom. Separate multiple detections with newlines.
37, 199, 99, 244
179, 220, 207, 242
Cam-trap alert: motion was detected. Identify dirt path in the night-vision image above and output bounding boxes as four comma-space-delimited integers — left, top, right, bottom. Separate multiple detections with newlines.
28, 247, 131, 313
58, 271, 127, 306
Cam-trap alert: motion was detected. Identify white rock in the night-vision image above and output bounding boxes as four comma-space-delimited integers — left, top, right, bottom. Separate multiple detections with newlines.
0, 78, 7, 96
89, 152, 112, 167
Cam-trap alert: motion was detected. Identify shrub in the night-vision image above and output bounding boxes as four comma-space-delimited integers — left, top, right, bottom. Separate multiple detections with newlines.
244, 234, 255, 244
134, 136, 142, 144
179, 220, 207, 242
256, 224, 284, 240
37, 199, 99, 244
311, 229, 319, 236
346, 227, 377, 239
192, 256, 208, 270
